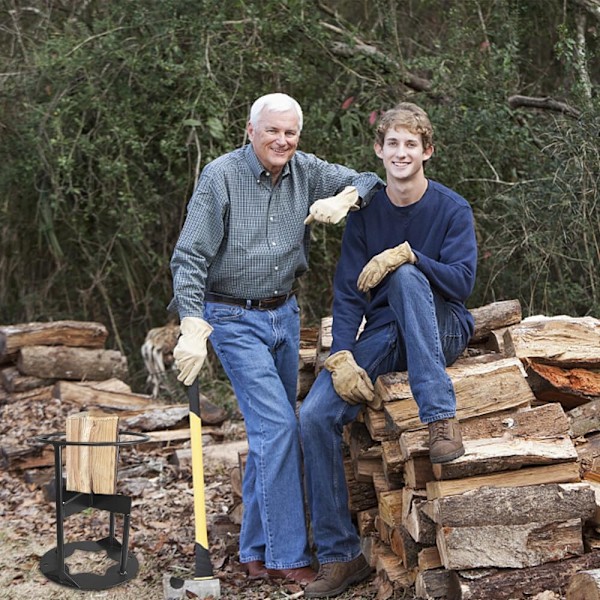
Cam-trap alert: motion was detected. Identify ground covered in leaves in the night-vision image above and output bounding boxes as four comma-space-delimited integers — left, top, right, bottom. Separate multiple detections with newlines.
0, 391, 405, 599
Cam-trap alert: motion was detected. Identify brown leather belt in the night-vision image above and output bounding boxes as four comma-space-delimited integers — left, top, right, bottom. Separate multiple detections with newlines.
205, 291, 295, 310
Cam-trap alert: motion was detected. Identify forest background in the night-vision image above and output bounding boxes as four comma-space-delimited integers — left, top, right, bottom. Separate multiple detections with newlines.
1, 0, 599, 391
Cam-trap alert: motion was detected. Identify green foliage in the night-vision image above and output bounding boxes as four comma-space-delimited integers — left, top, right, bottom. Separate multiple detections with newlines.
1, 0, 599, 391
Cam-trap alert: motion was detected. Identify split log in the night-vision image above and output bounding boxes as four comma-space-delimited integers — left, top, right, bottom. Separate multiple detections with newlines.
377, 489, 403, 527
118, 405, 188, 431
0, 320, 108, 358
53, 380, 160, 411
0, 384, 54, 406
504, 315, 600, 368
525, 361, 600, 409
402, 487, 436, 545
469, 299, 522, 343
437, 517, 584, 569
430, 482, 595, 527
356, 508, 378, 537
418, 546, 443, 571
380, 357, 534, 433
361, 406, 398, 441
432, 435, 578, 481
404, 455, 435, 489
65, 412, 119, 495
1, 444, 54, 470
400, 403, 570, 461
448, 549, 600, 600
390, 523, 422, 569
375, 545, 416, 589
426, 461, 581, 500
19, 345, 128, 381
567, 568, 600, 599
344, 458, 378, 513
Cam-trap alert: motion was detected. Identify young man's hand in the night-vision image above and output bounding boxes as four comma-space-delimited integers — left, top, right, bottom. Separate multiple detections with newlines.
357, 241, 416, 292
324, 350, 381, 409
173, 317, 214, 386
304, 186, 359, 225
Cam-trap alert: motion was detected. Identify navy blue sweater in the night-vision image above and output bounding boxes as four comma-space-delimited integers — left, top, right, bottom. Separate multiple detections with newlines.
331, 180, 478, 353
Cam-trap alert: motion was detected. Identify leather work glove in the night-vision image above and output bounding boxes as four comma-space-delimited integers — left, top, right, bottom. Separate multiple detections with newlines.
357, 241, 417, 292
173, 317, 214, 386
324, 350, 381, 409
304, 186, 360, 225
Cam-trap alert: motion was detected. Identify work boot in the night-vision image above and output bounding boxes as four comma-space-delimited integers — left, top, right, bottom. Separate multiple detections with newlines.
266, 566, 317, 585
245, 560, 268, 580
304, 554, 373, 598
428, 417, 465, 464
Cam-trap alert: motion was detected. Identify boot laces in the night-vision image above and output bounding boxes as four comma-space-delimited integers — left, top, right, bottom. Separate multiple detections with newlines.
430, 419, 451, 442
315, 563, 336, 581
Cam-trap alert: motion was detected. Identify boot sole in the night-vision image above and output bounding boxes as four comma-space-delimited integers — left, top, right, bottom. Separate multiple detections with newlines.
304, 563, 373, 598
430, 444, 465, 464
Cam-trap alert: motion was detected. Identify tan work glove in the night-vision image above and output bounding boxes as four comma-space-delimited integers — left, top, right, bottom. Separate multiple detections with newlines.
173, 317, 214, 386
304, 186, 360, 225
324, 350, 381, 409
357, 241, 417, 292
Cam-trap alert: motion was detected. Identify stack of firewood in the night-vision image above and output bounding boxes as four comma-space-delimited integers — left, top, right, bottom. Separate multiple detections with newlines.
0, 320, 226, 476
298, 302, 600, 600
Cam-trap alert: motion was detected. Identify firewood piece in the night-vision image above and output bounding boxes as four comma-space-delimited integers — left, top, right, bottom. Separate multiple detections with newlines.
65, 412, 119, 495
404, 455, 435, 489
438, 517, 584, 569
401, 403, 570, 461
19, 345, 128, 381
415, 568, 452, 599
356, 508, 378, 537
402, 487, 436, 545
504, 315, 600, 368
143, 428, 191, 444
375, 545, 416, 589
390, 524, 421, 569
418, 546, 442, 571
119, 405, 188, 431
0, 366, 54, 392
381, 439, 404, 474
569, 398, 600, 438
576, 431, 600, 474
0, 320, 108, 358
54, 380, 160, 410
1, 444, 54, 471
0, 384, 54, 406
432, 435, 578, 481
525, 361, 600, 408
377, 489, 403, 527
431, 482, 595, 527
375, 514, 392, 544
567, 568, 600, 599
362, 405, 398, 441
344, 458, 377, 512
469, 299, 522, 343
426, 461, 581, 500
380, 357, 534, 433
347, 421, 382, 461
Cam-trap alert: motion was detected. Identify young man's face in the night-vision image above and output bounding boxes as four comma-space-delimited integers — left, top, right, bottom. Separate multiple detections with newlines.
374, 126, 433, 182
247, 109, 300, 178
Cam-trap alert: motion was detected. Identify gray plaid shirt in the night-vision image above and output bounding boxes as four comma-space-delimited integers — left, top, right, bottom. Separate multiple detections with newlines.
170, 144, 383, 318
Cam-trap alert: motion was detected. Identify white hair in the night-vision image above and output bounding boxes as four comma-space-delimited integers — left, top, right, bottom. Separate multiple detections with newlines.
249, 93, 303, 131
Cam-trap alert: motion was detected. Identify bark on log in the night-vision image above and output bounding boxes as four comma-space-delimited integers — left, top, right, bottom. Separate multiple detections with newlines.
0, 320, 108, 357
448, 549, 600, 600
469, 299, 522, 343
437, 517, 584, 569
430, 482, 595, 527
53, 380, 159, 411
504, 315, 600, 368
19, 345, 128, 381
567, 568, 600, 600
569, 398, 600, 438
415, 568, 452, 599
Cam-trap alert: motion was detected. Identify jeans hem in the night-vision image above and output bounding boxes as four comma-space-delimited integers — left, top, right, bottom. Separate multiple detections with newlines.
265, 561, 312, 570
317, 551, 363, 565
422, 411, 456, 424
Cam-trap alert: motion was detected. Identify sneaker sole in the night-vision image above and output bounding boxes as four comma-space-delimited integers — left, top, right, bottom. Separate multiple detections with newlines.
430, 445, 465, 464
304, 563, 373, 598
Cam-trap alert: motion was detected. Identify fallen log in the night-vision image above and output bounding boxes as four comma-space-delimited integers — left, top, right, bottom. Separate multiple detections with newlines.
19, 345, 128, 381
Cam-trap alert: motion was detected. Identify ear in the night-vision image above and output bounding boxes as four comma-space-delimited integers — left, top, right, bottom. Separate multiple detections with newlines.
247, 121, 254, 141
374, 142, 384, 159
423, 144, 434, 161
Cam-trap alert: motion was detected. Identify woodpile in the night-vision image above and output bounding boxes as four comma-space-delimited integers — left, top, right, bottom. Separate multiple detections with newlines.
0, 320, 228, 478
297, 301, 600, 600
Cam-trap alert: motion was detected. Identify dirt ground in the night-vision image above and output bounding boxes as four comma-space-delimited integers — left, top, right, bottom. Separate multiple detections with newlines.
0, 395, 400, 600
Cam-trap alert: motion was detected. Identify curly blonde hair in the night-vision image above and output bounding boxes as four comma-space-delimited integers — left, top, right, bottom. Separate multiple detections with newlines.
375, 102, 433, 149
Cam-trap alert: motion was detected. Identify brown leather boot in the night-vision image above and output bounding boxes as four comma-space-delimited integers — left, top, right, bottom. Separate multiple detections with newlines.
304, 554, 372, 598
428, 417, 465, 463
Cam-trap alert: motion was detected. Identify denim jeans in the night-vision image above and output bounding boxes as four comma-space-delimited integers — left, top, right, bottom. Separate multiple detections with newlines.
204, 296, 311, 569
299, 265, 469, 563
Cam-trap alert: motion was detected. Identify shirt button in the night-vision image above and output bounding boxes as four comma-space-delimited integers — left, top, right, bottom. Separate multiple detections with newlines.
274, 290, 278, 294
270, 216, 274, 221
271, 241, 276, 246
274, 266, 279, 271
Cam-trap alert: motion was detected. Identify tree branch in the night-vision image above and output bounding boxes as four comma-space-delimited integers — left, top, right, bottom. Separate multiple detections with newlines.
507, 95, 581, 118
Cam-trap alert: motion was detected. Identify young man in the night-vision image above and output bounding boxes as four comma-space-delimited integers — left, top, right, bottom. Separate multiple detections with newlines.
299, 102, 477, 597
169, 93, 383, 585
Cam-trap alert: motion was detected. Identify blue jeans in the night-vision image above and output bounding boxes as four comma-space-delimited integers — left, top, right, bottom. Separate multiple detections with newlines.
299, 265, 469, 563
204, 296, 311, 569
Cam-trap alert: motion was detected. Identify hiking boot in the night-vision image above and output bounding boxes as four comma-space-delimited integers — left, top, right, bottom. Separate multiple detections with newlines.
428, 417, 465, 463
304, 554, 373, 598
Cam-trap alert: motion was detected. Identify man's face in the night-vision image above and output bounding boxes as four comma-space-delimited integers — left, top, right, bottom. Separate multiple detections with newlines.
374, 126, 433, 182
247, 109, 300, 177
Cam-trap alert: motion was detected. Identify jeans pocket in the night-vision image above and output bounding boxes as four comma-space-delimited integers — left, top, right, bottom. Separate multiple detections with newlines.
205, 302, 245, 323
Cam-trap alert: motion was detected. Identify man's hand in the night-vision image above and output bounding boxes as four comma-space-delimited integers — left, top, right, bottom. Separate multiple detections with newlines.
357, 241, 417, 292
304, 186, 359, 225
324, 350, 381, 409
173, 317, 214, 386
